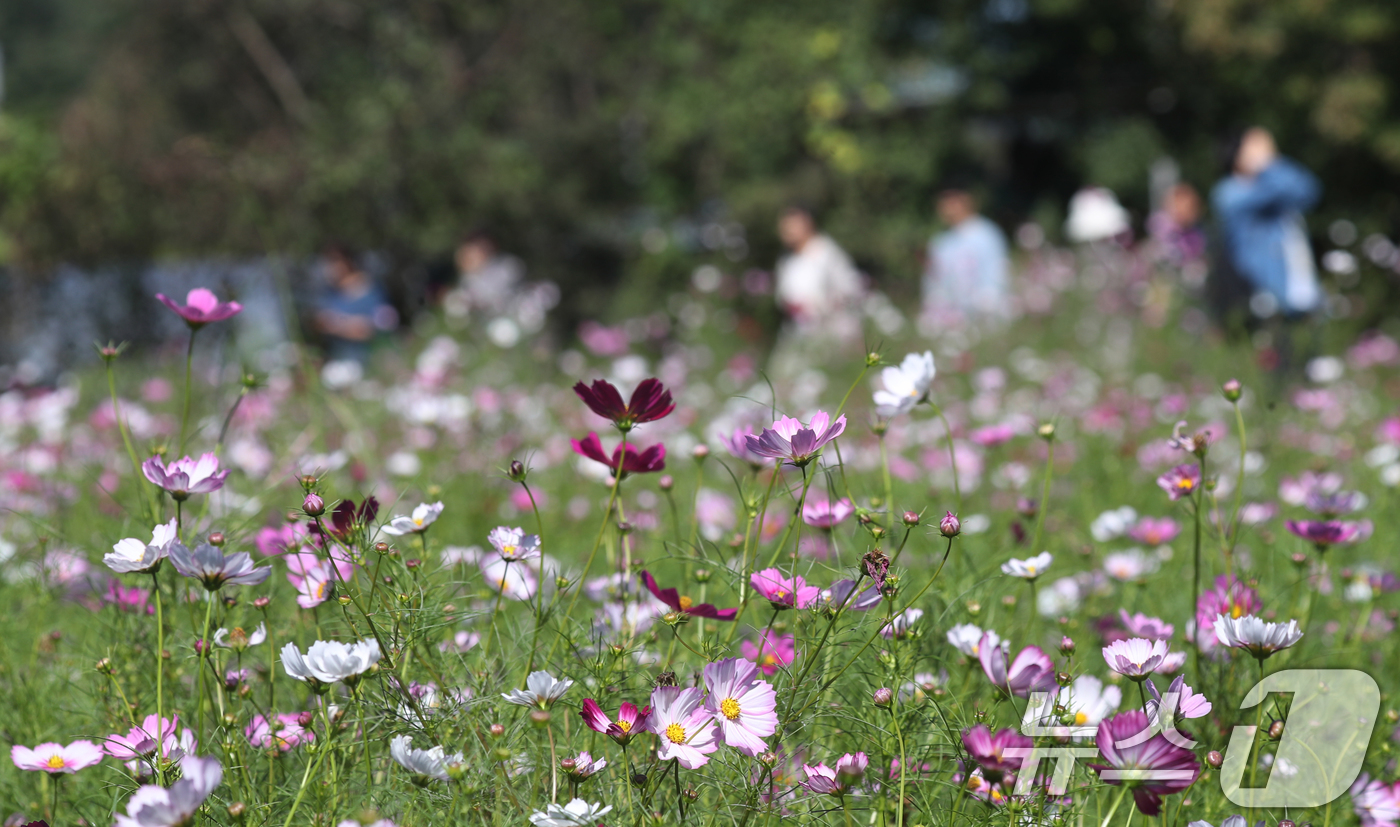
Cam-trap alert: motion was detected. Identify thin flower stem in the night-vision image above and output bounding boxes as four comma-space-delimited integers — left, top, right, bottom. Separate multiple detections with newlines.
1228, 400, 1248, 553
106, 360, 158, 522
1191, 454, 1206, 686
764, 462, 817, 569
891, 694, 908, 827
725, 469, 782, 644
281, 733, 332, 827
178, 328, 198, 456
195, 591, 215, 748
550, 434, 629, 661
1029, 436, 1054, 554
879, 431, 894, 527
151, 571, 166, 786
547, 723, 558, 803
929, 403, 962, 512
358, 687, 373, 791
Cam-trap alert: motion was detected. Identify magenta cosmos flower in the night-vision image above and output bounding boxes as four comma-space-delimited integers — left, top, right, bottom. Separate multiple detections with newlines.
1090, 710, 1199, 816
1195, 575, 1261, 632
1285, 519, 1371, 550
640, 570, 737, 620
702, 658, 778, 756
1156, 464, 1201, 500
741, 632, 797, 676
802, 497, 854, 529
142, 453, 230, 501
801, 753, 868, 797
571, 432, 666, 477
1128, 517, 1180, 546
1119, 610, 1174, 641
157, 288, 243, 328
105, 714, 196, 769
580, 699, 650, 746
750, 568, 821, 610
646, 686, 719, 769
573, 378, 675, 431
961, 725, 1032, 782
978, 634, 1057, 697
744, 411, 847, 467
11, 740, 104, 773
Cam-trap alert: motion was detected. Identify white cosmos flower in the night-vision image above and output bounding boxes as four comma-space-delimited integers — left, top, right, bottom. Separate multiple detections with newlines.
106, 519, 180, 574
114, 754, 222, 827
1090, 506, 1137, 542
947, 623, 998, 657
1002, 551, 1052, 580
381, 502, 444, 535
1102, 638, 1170, 678
503, 671, 574, 708
873, 351, 935, 418
488, 526, 541, 561
213, 622, 267, 651
528, 798, 615, 826
1212, 614, 1304, 658
281, 638, 380, 685
880, 608, 924, 640
389, 734, 462, 781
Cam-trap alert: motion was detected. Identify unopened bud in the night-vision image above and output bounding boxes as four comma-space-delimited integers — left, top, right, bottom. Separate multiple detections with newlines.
1291, 552, 1308, 567
1206, 750, 1224, 768
560, 758, 576, 772
873, 687, 893, 707
95, 657, 113, 674
683, 787, 699, 801
375, 542, 390, 554
1269, 720, 1285, 739
757, 751, 778, 768
1038, 422, 1055, 440
299, 475, 318, 491
901, 511, 920, 527
693, 568, 712, 583
692, 444, 709, 460
297, 710, 316, 728
866, 351, 882, 367
1059, 637, 1075, 656
508, 460, 527, 482
227, 802, 247, 819
490, 723, 505, 738
406, 558, 421, 570
1278, 821, 1295, 827
1056, 671, 1072, 687
253, 596, 271, 609
1222, 379, 1242, 402
939, 511, 960, 537
655, 670, 679, 688
302, 493, 325, 517
530, 709, 552, 727
617, 521, 633, 535
631, 772, 648, 788
208, 532, 225, 547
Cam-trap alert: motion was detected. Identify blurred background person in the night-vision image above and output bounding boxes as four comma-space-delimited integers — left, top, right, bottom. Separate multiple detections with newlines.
922, 185, 1009, 320
449, 228, 525, 318
774, 205, 863, 332
1212, 127, 1322, 321
313, 244, 397, 366
1147, 182, 1206, 268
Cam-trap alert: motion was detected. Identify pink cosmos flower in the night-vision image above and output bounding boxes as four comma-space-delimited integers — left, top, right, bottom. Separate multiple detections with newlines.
1128, 517, 1180, 546
802, 497, 854, 529
487, 526, 541, 561
1155, 464, 1200, 500
481, 555, 537, 601
114, 754, 222, 827
971, 424, 1018, 447
1090, 710, 1199, 816
170, 542, 271, 591
246, 714, 314, 752
1146, 675, 1212, 722
750, 568, 821, 610
702, 658, 778, 756
1195, 575, 1262, 635
105, 580, 154, 615
12, 740, 104, 773
741, 632, 798, 676
105, 714, 197, 777
744, 411, 847, 467
961, 725, 1032, 782
646, 686, 718, 769
1285, 519, 1372, 549
254, 523, 312, 556
286, 549, 353, 609
561, 751, 607, 782
978, 634, 1057, 697
1351, 773, 1400, 827
580, 699, 650, 746
801, 753, 868, 797
641, 570, 737, 620
1279, 471, 1343, 506
1119, 610, 1174, 641
571, 432, 666, 476
156, 288, 243, 327
1102, 638, 1171, 679
141, 453, 229, 501
718, 426, 767, 467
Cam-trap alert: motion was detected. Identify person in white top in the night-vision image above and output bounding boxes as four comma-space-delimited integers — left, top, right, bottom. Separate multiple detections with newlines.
923, 188, 1009, 318
774, 206, 863, 328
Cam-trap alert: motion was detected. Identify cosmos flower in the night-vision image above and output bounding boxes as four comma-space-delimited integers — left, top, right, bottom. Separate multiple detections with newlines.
749, 568, 820, 610
744, 411, 847, 467
573, 377, 675, 431
1102, 638, 1171, 679
1304, 489, 1366, 516
1350, 773, 1400, 827
1212, 615, 1303, 659
821, 579, 882, 612
741, 632, 798, 676
1146, 675, 1212, 722
647, 686, 719, 769
640, 570, 737, 620
156, 288, 243, 327
873, 351, 936, 418
104, 715, 197, 776
961, 725, 1032, 782
1156, 464, 1201, 500
702, 658, 778, 756
1285, 519, 1372, 550
114, 754, 223, 827
481, 555, 538, 601
381, 502, 444, 536
571, 433, 667, 476
11, 740, 104, 774
979, 635, 1057, 697
246, 714, 314, 752
1103, 549, 1160, 582
1090, 506, 1138, 542
106, 519, 180, 574
1001, 552, 1052, 580
561, 751, 607, 783
281, 638, 381, 686
528, 799, 614, 827
1128, 517, 1180, 546
881, 608, 924, 640
801, 753, 869, 797
802, 497, 854, 529
1056, 675, 1122, 730
285, 552, 348, 609
389, 735, 462, 781
718, 426, 767, 467
141, 453, 230, 501
503, 671, 574, 708
1195, 575, 1261, 635
169, 543, 271, 591
580, 700, 650, 746
1090, 710, 1199, 816
1119, 610, 1174, 641
947, 624, 999, 657
213, 622, 267, 651
488, 526, 541, 561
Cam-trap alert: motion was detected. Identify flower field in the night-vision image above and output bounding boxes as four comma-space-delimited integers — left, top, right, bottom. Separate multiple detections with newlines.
3, 247, 1400, 827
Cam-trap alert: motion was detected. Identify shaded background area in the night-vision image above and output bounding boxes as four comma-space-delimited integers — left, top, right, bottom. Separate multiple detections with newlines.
3, 0, 1400, 363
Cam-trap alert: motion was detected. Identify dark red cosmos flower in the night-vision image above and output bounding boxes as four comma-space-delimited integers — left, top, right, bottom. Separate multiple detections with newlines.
641, 570, 737, 621
328, 496, 380, 539
571, 433, 666, 476
573, 378, 675, 431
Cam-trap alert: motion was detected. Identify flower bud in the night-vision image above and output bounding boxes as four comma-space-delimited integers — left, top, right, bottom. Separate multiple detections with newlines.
902, 511, 920, 527
560, 758, 577, 772
1268, 720, 1285, 739
617, 521, 633, 535
683, 787, 699, 802
96, 657, 114, 674
655, 670, 679, 688
1037, 422, 1055, 440
693, 568, 712, 583
1278, 821, 1295, 827
375, 542, 390, 554
1206, 750, 1224, 768
298, 710, 317, 728
659, 475, 674, 491
490, 723, 506, 738
253, 596, 271, 610
631, 772, 648, 788
1222, 379, 1242, 402
508, 460, 527, 482
406, 558, 421, 570
692, 444, 710, 460
1291, 552, 1308, 567
939, 511, 960, 537
872, 687, 893, 707
299, 475, 318, 491
339, 595, 351, 605
208, 532, 225, 547
866, 351, 882, 367
194, 639, 206, 656
529, 710, 551, 728
1056, 671, 1072, 687
227, 802, 247, 819
870, 525, 886, 540
757, 751, 779, 768
302, 493, 325, 517
1059, 636, 1075, 656
973, 708, 988, 723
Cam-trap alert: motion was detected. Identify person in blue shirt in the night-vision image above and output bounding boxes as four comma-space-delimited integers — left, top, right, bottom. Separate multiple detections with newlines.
922, 187, 1010, 320
313, 244, 396, 365
1211, 128, 1322, 319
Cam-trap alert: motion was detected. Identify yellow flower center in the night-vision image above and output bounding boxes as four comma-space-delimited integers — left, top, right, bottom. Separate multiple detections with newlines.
46, 754, 65, 770
1231, 604, 1244, 619
665, 723, 687, 744
1074, 711, 1088, 726
1026, 565, 1037, 576
774, 590, 787, 599
1177, 478, 1194, 490
762, 653, 778, 666
615, 719, 632, 733
720, 698, 742, 720
679, 596, 694, 610
503, 545, 516, 556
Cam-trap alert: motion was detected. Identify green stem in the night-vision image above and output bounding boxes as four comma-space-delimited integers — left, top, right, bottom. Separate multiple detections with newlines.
1228, 400, 1248, 554
1099, 785, 1129, 827
1029, 436, 1054, 554
151, 571, 166, 785
195, 591, 215, 748
930, 403, 962, 512
178, 328, 198, 456
879, 431, 894, 528
281, 736, 332, 827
